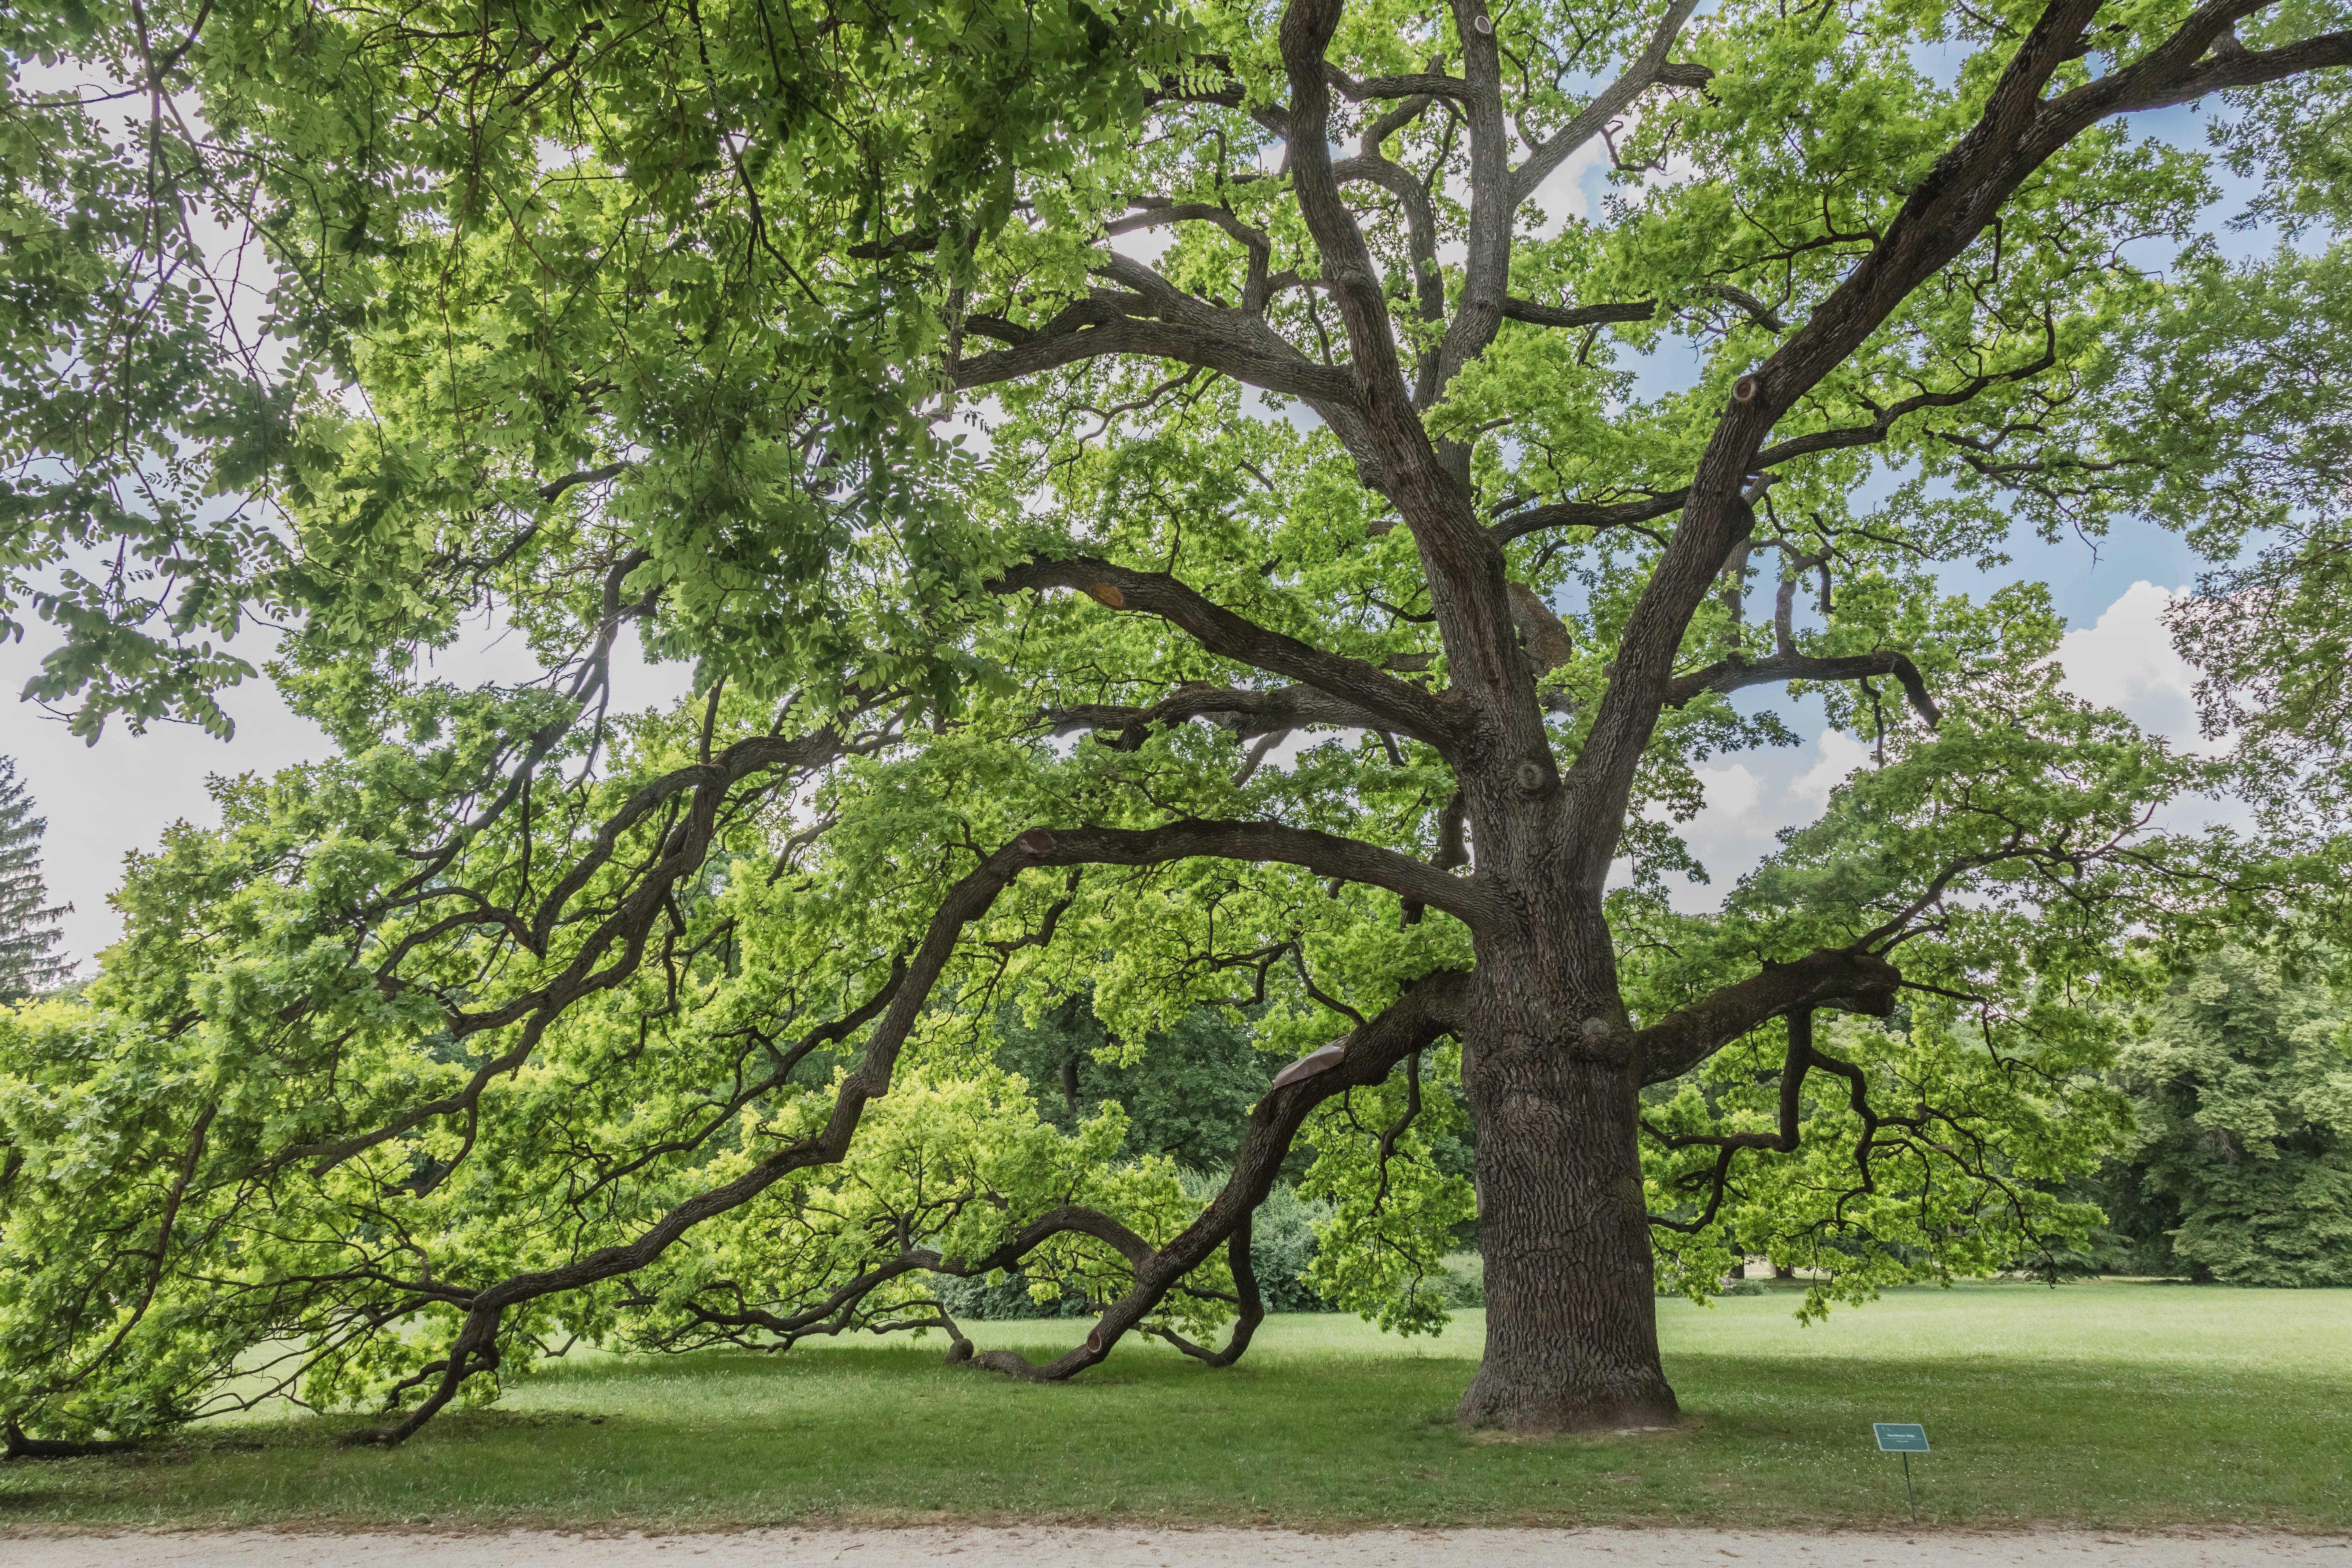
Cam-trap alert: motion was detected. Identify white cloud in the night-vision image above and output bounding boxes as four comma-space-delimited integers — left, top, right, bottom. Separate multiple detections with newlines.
1105, 222, 1177, 266
1520, 135, 1612, 234
2051, 580, 2218, 753
2051, 580, 2254, 839
1778, 729, 1872, 818
1646, 760, 1772, 910
1788, 729, 1873, 815
1683, 759, 1764, 837
1642, 731, 1872, 912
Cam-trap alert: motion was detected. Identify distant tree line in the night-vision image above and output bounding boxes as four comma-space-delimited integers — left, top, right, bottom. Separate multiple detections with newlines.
2069, 948, 2352, 1287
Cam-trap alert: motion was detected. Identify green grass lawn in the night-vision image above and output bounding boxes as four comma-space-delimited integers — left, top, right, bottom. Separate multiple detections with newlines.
5, 1279, 2347, 1532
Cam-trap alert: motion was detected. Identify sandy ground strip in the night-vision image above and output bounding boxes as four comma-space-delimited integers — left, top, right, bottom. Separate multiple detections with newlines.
7, 1529, 2350, 1568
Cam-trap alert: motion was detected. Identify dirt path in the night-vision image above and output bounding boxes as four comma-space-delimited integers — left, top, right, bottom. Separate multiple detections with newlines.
9, 1528, 2348, 1568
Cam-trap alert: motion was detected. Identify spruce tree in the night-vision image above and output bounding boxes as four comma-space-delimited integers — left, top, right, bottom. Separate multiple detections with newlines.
0, 758, 72, 1003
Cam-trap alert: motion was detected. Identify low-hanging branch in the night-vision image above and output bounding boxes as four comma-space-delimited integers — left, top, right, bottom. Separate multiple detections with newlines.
968, 965, 1470, 1383
330, 818, 1481, 1443
621, 1199, 1166, 1362
1643, 1007, 1822, 1234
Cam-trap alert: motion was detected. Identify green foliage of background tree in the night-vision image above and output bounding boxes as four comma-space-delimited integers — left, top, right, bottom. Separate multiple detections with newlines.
995, 993, 1291, 1171
0, 759, 71, 1004
2083, 949, 2352, 1285
4, 0, 2352, 1451
978, 997, 1361, 1313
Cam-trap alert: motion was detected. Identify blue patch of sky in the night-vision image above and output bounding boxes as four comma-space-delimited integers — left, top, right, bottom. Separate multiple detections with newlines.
1587, 97, 2271, 632
1576, 87, 2293, 903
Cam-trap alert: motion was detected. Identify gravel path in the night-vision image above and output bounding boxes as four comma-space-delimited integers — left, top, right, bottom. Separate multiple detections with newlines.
8, 1528, 2348, 1568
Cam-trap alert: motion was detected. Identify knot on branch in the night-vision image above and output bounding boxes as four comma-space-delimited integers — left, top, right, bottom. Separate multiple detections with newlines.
1269, 1039, 1349, 1090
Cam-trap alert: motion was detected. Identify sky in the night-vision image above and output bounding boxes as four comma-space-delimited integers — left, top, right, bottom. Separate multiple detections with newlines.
0, 44, 2270, 975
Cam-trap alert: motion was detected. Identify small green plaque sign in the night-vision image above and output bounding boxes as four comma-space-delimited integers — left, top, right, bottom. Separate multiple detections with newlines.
1874, 1422, 1929, 1452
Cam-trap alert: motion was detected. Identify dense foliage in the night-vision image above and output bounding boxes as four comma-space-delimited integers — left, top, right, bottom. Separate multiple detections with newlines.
995, 995, 1296, 1173
2079, 949, 2352, 1285
4, 0, 2351, 1446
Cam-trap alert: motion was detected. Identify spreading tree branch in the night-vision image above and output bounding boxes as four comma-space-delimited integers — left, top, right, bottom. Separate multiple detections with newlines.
1631, 947, 1902, 1086
1558, 0, 2343, 876
972, 965, 1470, 1381
1664, 649, 1942, 727
991, 556, 1466, 753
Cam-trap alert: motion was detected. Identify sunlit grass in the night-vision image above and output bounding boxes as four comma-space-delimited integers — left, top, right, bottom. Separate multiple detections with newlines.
5, 1279, 2346, 1531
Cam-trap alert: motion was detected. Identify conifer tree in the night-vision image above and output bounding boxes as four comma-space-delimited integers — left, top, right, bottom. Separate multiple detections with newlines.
0, 758, 72, 1003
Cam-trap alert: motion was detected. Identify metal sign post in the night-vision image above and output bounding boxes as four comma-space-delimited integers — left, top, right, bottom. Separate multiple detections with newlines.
1872, 1423, 1929, 1523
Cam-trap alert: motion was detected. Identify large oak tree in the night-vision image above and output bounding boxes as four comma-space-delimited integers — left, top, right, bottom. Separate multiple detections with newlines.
4, 0, 2349, 1447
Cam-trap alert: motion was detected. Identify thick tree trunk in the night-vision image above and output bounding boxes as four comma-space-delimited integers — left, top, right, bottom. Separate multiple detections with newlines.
1455, 996, 1678, 1431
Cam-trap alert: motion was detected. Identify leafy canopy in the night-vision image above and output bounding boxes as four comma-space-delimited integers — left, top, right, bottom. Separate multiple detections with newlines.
2078, 948, 2352, 1286
3, 0, 2350, 1445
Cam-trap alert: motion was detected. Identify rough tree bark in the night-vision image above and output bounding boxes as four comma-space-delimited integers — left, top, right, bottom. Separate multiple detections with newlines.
1456, 993, 1680, 1429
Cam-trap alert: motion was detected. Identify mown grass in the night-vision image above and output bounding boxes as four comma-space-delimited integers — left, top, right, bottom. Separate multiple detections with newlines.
4, 1279, 2347, 1532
